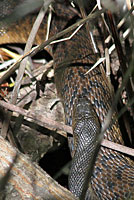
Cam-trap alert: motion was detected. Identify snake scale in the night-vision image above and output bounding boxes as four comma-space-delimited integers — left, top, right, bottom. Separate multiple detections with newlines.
0, 0, 134, 199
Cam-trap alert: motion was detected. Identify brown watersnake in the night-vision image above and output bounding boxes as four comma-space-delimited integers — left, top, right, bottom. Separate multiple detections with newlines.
0, 1, 134, 199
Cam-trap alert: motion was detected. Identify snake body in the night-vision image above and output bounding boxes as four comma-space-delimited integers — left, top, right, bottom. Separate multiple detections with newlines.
0, 1, 134, 199
52, 2, 134, 199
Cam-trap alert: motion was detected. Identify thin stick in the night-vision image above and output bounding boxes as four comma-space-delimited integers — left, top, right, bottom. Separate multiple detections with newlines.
0, 100, 134, 157
11, 0, 52, 105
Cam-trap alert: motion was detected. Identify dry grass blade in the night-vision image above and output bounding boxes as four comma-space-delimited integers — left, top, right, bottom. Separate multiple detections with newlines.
106, 11, 134, 109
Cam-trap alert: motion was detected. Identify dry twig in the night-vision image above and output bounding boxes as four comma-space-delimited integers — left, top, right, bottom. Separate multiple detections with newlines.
0, 100, 134, 157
